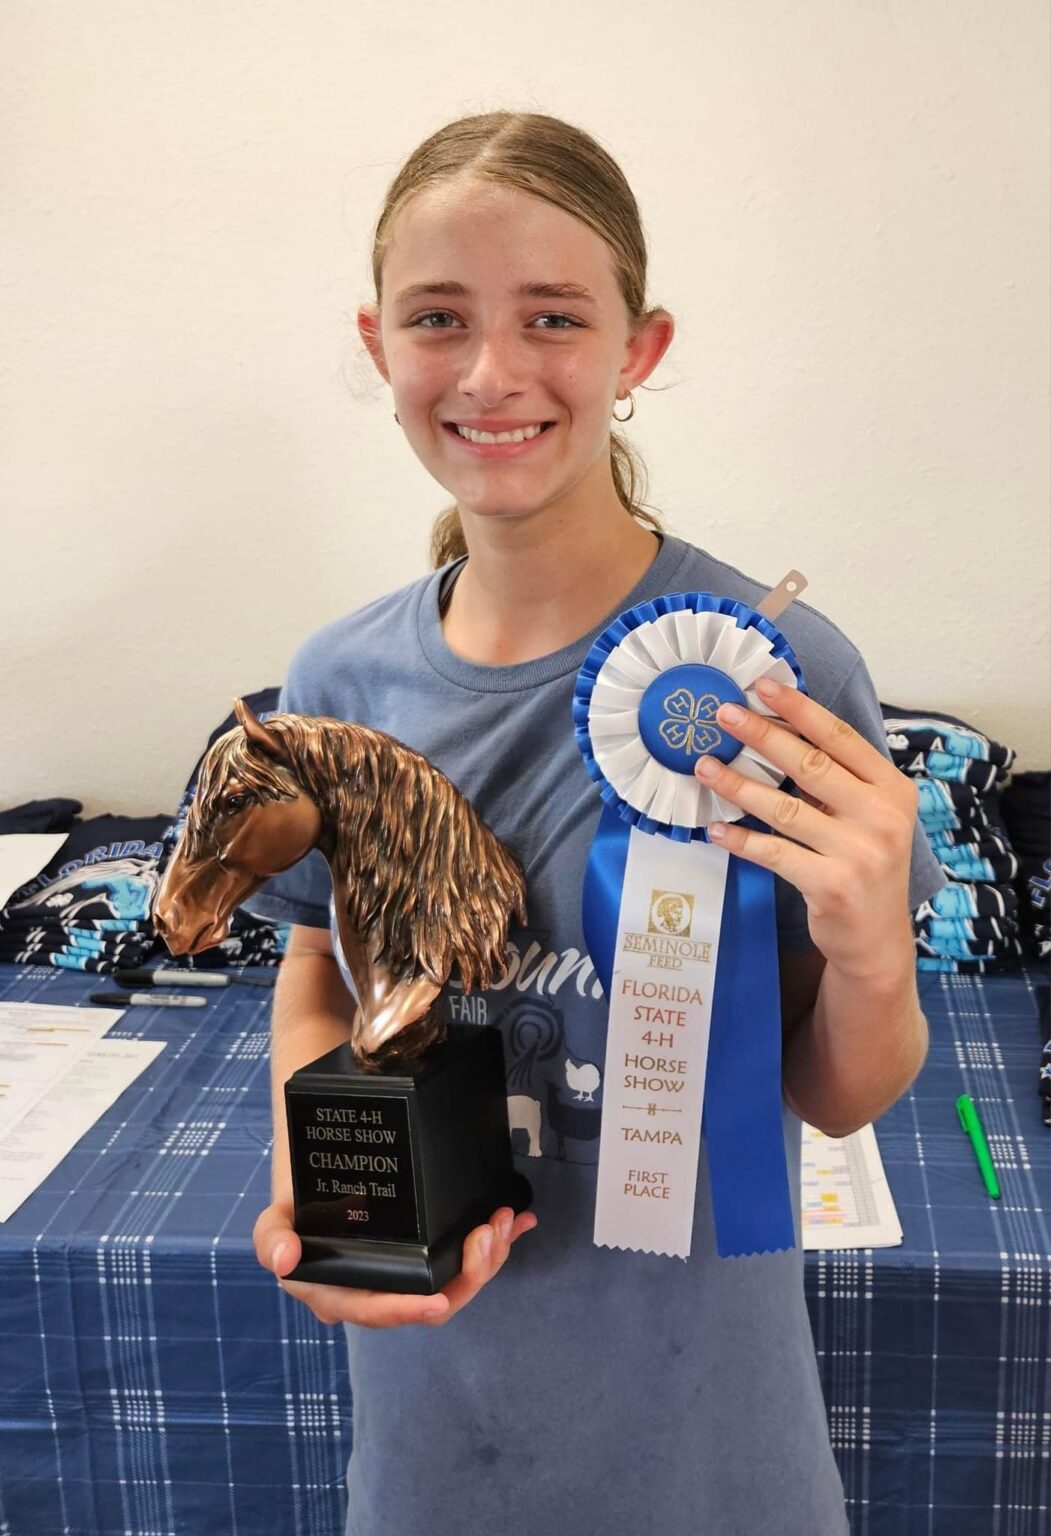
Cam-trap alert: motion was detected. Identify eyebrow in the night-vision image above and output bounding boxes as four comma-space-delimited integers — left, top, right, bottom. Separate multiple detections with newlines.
392, 280, 598, 307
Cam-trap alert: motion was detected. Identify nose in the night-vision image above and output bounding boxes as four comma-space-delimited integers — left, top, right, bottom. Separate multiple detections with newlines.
152, 895, 189, 950
457, 333, 530, 405
151, 896, 221, 956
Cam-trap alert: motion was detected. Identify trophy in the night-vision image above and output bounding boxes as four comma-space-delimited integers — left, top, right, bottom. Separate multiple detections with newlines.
152, 699, 533, 1293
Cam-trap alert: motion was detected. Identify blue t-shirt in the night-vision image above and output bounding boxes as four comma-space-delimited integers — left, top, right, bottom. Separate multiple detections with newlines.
245, 531, 945, 1536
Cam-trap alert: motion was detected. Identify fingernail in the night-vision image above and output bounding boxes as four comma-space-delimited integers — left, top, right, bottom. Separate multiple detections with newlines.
271, 1242, 288, 1271
756, 677, 780, 698
709, 823, 728, 840
478, 1228, 493, 1258
718, 703, 744, 725
696, 757, 720, 778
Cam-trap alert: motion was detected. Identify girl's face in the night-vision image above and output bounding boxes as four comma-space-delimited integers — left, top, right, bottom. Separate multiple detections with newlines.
359, 177, 671, 527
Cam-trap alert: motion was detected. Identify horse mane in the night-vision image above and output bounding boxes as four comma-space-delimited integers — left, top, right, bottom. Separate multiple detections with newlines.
183, 729, 298, 862
189, 713, 527, 992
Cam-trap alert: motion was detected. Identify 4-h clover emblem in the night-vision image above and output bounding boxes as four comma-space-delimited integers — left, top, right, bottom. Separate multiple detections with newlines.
658, 688, 723, 758
579, 607, 801, 831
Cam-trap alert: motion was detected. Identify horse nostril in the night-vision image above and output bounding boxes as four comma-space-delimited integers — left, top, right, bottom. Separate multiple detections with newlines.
191, 920, 219, 952
153, 900, 180, 941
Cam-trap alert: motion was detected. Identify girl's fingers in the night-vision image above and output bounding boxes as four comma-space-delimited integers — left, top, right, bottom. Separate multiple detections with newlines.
695, 756, 837, 855
279, 1276, 451, 1329
712, 703, 859, 815
509, 1210, 539, 1243
252, 1201, 303, 1277
751, 678, 909, 796
273, 1205, 538, 1329
428, 1221, 494, 1319
704, 817, 823, 894
713, 692, 875, 819
426, 1206, 535, 1323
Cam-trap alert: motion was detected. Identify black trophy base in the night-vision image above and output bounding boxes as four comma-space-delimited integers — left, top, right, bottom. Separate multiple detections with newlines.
285, 1023, 532, 1294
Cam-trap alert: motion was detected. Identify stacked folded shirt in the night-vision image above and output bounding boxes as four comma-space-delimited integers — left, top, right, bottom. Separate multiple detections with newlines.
0, 797, 84, 834
149, 903, 288, 970
0, 688, 290, 973
881, 704, 1025, 974
1036, 976, 1051, 1132
1029, 858, 1051, 962
1000, 772, 1051, 962
152, 686, 289, 971
0, 811, 170, 971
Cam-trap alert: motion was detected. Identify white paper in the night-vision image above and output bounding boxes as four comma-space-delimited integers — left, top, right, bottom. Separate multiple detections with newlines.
0, 1036, 166, 1221
593, 829, 729, 1258
0, 833, 69, 908
800, 1121, 903, 1249
0, 1001, 123, 1137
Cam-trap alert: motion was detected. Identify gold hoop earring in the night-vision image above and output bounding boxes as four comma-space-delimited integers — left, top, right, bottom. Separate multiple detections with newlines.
612, 392, 635, 423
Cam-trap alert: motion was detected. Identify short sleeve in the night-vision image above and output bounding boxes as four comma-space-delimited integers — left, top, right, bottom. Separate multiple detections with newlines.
237, 657, 334, 931
776, 652, 947, 953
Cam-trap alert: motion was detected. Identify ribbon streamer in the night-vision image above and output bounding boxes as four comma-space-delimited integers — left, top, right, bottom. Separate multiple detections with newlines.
574, 592, 807, 1259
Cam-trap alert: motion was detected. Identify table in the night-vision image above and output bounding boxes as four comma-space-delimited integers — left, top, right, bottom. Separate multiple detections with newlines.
0, 961, 1047, 1536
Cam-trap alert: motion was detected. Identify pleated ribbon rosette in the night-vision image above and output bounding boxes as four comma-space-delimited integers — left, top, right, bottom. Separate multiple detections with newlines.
572, 592, 807, 1259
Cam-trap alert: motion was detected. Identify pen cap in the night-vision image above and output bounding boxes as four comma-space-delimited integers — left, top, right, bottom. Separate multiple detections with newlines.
956, 1093, 977, 1132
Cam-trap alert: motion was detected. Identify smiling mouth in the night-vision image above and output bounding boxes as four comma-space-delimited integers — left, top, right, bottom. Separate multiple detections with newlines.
442, 421, 557, 450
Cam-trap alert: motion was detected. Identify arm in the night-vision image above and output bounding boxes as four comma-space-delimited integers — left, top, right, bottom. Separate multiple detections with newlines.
267, 923, 358, 1206
695, 676, 934, 1141
779, 947, 929, 1138
253, 923, 537, 1326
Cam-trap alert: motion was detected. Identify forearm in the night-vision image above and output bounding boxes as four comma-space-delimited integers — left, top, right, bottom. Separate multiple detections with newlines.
782, 947, 929, 1139
269, 952, 358, 1200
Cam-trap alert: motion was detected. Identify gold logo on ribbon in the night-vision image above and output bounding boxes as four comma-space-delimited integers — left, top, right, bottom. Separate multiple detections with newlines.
648, 890, 695, 937
658, 688, 723, 758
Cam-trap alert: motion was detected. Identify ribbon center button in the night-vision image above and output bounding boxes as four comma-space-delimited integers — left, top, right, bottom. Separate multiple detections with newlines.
638, 663, 747, 774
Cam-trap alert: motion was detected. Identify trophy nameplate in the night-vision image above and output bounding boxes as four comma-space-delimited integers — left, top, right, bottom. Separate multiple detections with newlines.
286, 1025, 532, 1293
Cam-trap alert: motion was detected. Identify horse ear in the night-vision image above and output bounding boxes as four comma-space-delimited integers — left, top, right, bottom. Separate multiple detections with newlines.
233, 697, 287, 762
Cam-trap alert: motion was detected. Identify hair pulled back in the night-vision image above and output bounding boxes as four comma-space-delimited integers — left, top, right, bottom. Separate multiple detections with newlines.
369, 111, 665, 567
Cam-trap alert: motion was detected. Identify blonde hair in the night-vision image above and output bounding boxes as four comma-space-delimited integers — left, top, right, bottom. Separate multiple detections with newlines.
369, 111, 667, 568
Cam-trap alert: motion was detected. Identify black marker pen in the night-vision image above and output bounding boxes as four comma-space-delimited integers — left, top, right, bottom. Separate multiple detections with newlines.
89, 991, 207, 1008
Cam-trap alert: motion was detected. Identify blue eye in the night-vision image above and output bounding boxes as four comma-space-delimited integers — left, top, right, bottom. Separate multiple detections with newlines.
410, 311, 581, 330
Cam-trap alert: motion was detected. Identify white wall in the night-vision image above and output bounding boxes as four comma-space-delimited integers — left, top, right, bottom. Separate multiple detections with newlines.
2, 0, 1048, 818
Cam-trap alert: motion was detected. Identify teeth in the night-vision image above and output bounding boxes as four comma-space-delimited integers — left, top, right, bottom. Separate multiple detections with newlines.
455, 423, 546, 445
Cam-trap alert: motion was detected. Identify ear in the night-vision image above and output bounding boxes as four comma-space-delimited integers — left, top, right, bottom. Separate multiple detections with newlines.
357, 302, 390, 382
233, 697, 288, 763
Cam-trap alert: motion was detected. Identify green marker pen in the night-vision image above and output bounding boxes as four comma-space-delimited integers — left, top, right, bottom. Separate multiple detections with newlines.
956, 1093, 1001, 1199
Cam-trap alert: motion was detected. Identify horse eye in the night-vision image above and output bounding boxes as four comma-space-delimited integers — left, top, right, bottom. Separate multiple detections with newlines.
223, 792, 250, 814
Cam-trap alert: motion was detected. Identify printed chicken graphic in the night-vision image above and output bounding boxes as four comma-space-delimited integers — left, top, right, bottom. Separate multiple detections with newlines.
564, 1055, 601, 1103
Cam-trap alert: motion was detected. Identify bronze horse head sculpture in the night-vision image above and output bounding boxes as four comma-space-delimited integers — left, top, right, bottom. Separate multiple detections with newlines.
152, 699, 527, 1068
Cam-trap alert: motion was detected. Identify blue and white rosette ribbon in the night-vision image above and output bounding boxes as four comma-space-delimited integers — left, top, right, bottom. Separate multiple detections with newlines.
573, 592, 806, 1260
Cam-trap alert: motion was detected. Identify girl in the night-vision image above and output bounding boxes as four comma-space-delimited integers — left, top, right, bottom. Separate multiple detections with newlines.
248, 110, 945, 1536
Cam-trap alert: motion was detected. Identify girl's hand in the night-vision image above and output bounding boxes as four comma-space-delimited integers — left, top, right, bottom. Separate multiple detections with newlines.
253, 1196, 537, 1328
693, 676, 919, 979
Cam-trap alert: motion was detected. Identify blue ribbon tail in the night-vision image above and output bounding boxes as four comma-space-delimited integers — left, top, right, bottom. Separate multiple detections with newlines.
582, 807, 796, 1260
581, 802, 631, 997
704, 858, 796, 1257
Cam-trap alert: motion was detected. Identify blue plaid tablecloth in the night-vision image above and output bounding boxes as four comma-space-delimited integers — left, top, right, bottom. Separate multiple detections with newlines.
0, 961, 1047, 1536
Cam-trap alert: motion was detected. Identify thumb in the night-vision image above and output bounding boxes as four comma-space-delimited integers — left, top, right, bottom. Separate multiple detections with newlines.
252, 1200, 302, 1277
